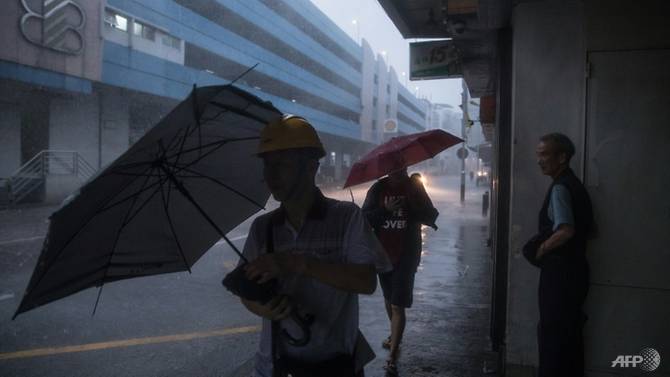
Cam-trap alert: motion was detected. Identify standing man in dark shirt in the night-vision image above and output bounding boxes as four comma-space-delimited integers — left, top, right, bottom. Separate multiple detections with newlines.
362, 168, 438, 376
530, 133, 594, 377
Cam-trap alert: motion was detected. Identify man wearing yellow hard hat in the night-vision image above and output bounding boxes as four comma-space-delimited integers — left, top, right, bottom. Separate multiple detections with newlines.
239, 115, 391, 377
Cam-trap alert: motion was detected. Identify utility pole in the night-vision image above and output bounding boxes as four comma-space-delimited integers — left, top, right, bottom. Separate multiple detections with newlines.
460, 79, 467, 203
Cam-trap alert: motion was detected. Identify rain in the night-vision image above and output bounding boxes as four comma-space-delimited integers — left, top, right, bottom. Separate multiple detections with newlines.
1, 1, 668, 377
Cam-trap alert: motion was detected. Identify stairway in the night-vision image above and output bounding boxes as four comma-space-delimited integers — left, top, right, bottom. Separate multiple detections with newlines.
2, 151, 96, 207
0, 179, 9, 207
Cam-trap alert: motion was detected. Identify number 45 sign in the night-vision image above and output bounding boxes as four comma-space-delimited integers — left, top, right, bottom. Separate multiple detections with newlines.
410, 40, 463, 80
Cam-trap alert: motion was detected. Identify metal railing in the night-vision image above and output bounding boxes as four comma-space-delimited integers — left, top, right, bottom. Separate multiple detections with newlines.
5, 150, 96, 205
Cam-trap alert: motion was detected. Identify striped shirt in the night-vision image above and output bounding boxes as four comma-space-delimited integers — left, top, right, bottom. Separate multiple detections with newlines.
241, 189, 391, 377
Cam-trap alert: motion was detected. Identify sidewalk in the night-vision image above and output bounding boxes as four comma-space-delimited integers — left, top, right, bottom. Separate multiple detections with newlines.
358, 175, 497, 377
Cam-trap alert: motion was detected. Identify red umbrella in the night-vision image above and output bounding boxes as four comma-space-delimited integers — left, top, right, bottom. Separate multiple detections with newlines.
343, 129, 463, 188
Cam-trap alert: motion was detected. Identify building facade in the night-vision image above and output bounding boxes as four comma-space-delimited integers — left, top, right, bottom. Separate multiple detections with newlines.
0, 0, 430, 203
378, 0, 670, 376
428, 102, 462, 174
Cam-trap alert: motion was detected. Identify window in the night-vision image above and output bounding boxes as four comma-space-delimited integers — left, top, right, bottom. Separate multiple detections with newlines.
386, 104, 390, 115
373, 74, 378, 84
373, 97, 378, 107
104, 10, 128, 32
372, 119, 377, 130
386, 84, 390, 94
162, 34, 181, 50
133, 21, 156, 41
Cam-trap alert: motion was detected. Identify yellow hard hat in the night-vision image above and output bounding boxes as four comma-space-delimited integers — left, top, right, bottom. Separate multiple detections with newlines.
258, 114, 326, 158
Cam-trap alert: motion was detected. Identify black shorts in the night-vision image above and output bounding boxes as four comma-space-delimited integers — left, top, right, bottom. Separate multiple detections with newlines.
378, 264, 416, 308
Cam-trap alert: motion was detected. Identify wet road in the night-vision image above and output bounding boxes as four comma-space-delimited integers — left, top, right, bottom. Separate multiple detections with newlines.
0, 207, 261, 376
0, 174, 494, 377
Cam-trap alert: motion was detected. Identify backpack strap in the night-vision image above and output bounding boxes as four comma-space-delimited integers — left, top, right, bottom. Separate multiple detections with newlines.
265, 213, 283, 377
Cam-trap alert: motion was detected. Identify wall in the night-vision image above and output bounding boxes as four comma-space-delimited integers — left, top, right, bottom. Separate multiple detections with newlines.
375, 56, 389, 142
0, 0, 103, 82
103, 7, 185, 66
0, 103, 21, 177
583, 49, 670, 377
584, 0, 670, 52
107, 0, 361, 112
506, 1, 670, 376
43, 85, 131, 201
507, 0, 585, 373
99, 87, 130, 168
388, 67, 399, 125
359, 40, 426, 144
581, 1, 670, 376
360, 39, 376, 143
46, 93, 99, 203
101, 0, 366, 144
0, 80, 51, 178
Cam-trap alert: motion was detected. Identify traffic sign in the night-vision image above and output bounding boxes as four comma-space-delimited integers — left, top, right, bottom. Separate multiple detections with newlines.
457, 147, 469, 159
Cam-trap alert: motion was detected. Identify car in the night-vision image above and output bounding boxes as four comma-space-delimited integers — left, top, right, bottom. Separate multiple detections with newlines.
476, 169, 489, 186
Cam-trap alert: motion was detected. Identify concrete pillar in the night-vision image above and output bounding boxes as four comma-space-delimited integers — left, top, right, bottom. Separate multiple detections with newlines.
100, 88, 130, 168
506, 2, 585, 374
0, 104, 21, 177
46, 94, 99, 203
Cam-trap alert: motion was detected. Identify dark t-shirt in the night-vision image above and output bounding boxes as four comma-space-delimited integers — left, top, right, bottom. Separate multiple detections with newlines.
376, 180, 412, 264
363, 177, 438, 268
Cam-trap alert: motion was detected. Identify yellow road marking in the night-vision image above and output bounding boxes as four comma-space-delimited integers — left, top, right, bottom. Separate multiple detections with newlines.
0, 325, 260, 361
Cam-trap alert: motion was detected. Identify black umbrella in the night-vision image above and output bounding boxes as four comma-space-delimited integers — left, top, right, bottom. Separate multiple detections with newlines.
14, 84, 281, 318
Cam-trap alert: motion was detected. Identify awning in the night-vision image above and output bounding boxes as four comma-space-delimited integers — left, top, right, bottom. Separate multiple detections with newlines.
377, 0, 511, 97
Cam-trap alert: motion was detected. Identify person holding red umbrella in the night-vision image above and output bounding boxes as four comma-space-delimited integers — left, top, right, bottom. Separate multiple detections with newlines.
344, 129, 460, 375
361, 167, 438, 376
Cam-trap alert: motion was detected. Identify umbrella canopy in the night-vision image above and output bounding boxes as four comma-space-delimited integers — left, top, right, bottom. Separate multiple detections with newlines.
14, 85, 282, 318
343, 129, 463, 188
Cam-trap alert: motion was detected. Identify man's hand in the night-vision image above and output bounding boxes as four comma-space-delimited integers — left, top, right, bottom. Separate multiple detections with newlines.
245, 253, 375, 294
536, 243, 548, 260
241, 295, 293, 321
536, 224, 576, 261
244, 254, 306, 283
